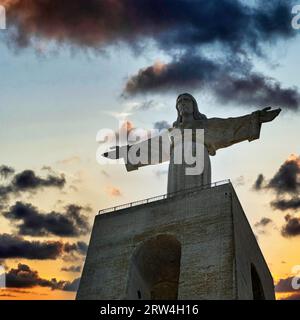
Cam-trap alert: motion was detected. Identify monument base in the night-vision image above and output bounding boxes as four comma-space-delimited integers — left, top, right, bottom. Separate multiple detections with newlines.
77, 181, 275, 300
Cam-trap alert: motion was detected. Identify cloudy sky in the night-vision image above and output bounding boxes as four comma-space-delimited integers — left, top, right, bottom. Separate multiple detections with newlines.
0, 0, 300, 299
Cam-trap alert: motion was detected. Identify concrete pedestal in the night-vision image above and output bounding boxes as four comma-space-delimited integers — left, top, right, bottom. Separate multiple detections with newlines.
77, 182, 275, 300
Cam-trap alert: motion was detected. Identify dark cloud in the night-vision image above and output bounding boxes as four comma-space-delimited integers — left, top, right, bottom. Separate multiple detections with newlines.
3, 202, 90, 237
153, 120, 171, 131
0, 165, 15, 179
0, 234, 87, 260
63, 241, 88, 256
124, 55, 224, 96
76, 241, 88, 255
254, 217, 273, 228
253, 156, 300, 237
0, 185, 12, 204
275, 276, 300, 293
271, 198, 300, 211
253, 155, 300, 243
2, 0, 299, 109
62, 277, 81, 292
0, 234, 63, 260
156, 1, 294, 53
11, 170, 66, 192
61, 241, 88, 263
124, 54, 300, 110
268, 156, 300, 194
0, 167, 66, 205
6, 263, 62, 289
253, 174, 265, 190
61, 265, 81, 273
281, 215, 300, 237
214, 73, 300, 110
254, 156, 300, 241
3, 0, 294, 51
253, 155, 300, 195
6, 263, 79, 291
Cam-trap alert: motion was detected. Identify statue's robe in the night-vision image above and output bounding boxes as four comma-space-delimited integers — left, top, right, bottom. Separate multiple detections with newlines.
167, 111, 261, 193
106, 111, 262, 194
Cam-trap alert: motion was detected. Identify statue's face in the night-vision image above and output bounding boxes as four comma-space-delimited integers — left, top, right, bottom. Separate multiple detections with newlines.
177, 95, 194, 116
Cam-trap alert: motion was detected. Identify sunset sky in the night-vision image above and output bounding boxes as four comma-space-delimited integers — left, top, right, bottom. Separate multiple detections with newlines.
0, 0, 300, 300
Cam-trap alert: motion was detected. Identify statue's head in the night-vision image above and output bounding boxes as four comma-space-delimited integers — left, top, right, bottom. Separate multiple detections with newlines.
174, 93, 206, 126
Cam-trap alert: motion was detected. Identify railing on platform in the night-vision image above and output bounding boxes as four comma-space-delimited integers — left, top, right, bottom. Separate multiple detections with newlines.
98, 179, 231, 215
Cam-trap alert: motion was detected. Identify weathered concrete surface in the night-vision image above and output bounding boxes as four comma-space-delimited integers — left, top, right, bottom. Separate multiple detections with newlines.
76, 183, 275, 300
231, 188, 275, 299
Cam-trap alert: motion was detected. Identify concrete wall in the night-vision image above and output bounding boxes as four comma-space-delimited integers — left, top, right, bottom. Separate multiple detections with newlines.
76, 183, 274, 300
231, 187, 275, 299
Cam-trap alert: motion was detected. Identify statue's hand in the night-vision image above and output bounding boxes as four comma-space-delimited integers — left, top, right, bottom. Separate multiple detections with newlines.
256, 107, 281, 123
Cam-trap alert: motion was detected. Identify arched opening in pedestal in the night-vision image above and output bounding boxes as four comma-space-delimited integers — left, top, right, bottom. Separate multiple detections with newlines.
126, 234, 181, 300
251, 264, 265, 300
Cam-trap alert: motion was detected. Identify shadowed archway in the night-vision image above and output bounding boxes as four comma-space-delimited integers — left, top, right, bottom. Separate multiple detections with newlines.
126, 234, 181, 300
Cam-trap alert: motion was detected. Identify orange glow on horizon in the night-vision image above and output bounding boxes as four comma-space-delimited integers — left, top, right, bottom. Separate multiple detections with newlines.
0, 287, 75, 300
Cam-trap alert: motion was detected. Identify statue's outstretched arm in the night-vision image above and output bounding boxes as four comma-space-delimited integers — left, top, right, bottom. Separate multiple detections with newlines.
102, 129, 171, 171
205, 107, 281, 155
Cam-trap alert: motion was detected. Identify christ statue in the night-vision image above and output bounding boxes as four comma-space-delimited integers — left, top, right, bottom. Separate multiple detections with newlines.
103, 93, 281, 194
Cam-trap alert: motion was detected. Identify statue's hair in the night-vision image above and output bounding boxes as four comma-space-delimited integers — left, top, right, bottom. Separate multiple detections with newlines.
173, 93, 207, 127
